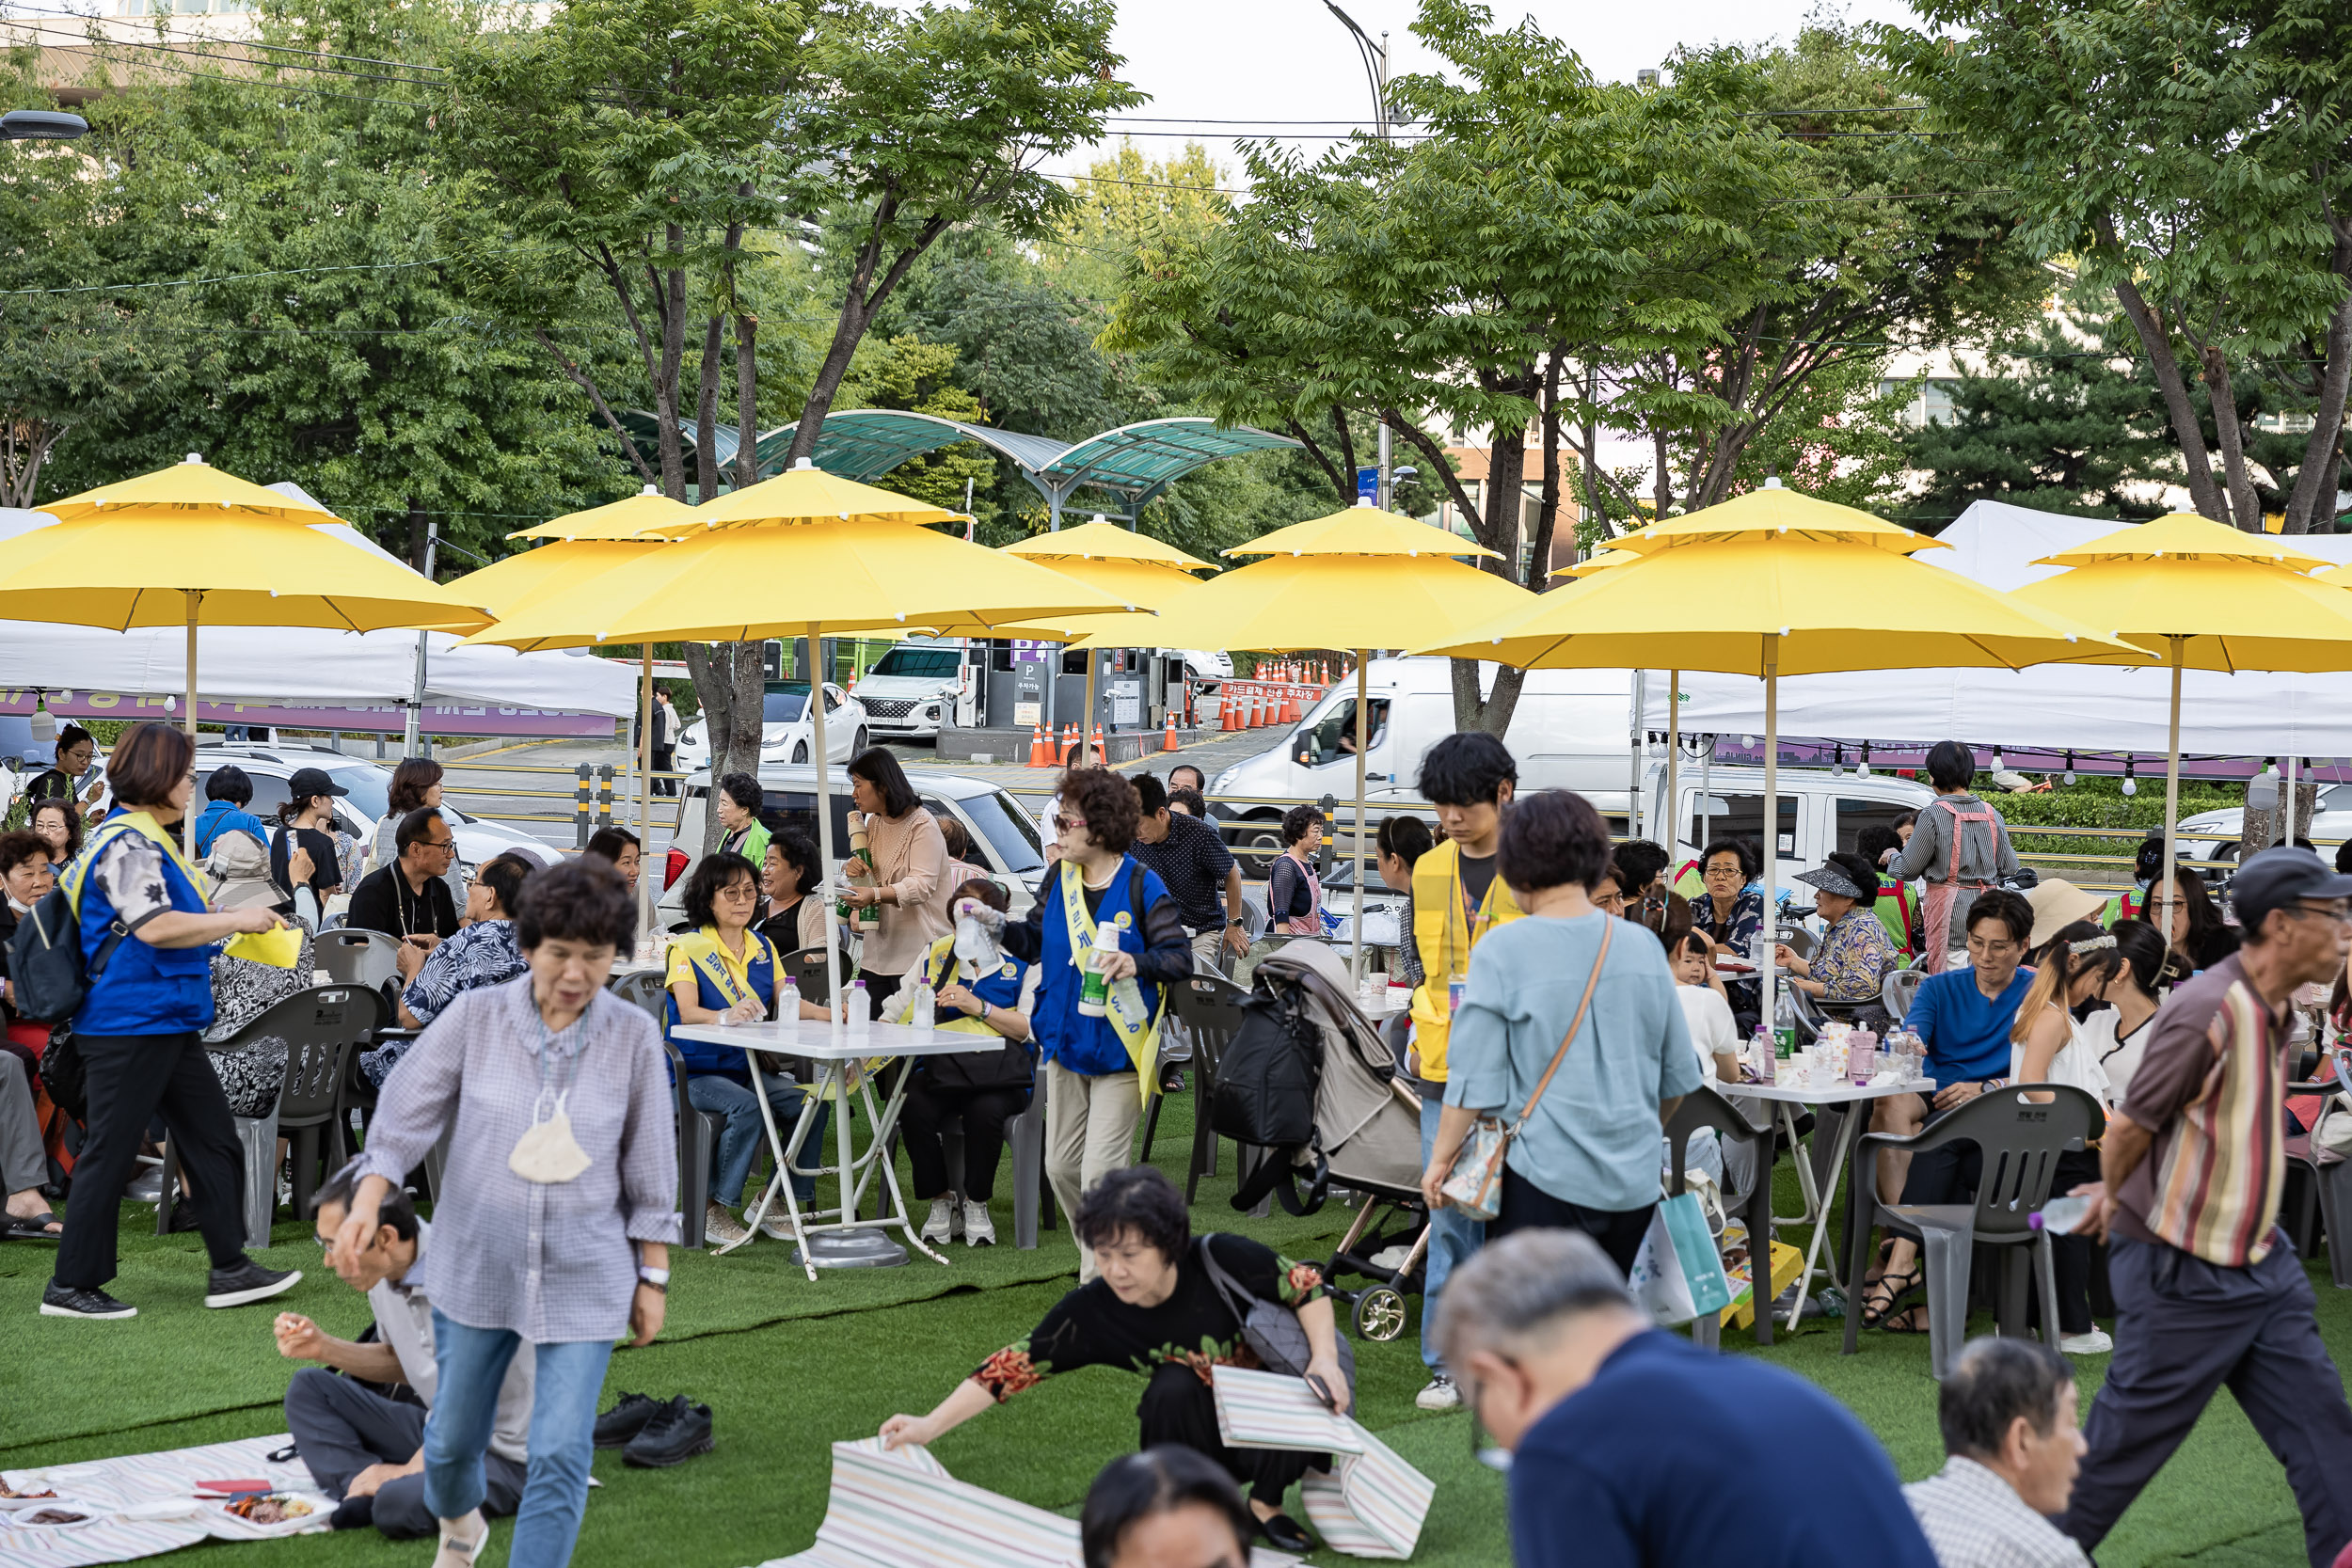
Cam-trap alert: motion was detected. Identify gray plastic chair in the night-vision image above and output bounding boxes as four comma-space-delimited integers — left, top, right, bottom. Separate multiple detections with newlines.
1843, 1084, 2106, 1373
1881, 963, 1926, 1022
317, 927, 402, 992
1664, 1085, 1778, 1349
611, 968, 670, 1024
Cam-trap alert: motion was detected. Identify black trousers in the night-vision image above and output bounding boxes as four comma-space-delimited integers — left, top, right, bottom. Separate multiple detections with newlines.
285, 1368, 525, 1537
2061, 1233, 2352, 1567
1138, 1361, 1319, 1509
1491, 1164, 1654, 1278
899, 1081, 1027, 1202
56, 1031, 246, 1289
651, 746, 675, 796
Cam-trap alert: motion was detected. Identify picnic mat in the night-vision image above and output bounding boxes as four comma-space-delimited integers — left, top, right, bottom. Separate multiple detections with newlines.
1, 1433, 329, 1566
757, 1439, 1299, 1568
1211, 1366, 1436, 1560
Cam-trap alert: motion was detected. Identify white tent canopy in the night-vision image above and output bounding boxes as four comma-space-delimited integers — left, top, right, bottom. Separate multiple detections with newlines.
0, 506, 635, 715
1639, 500, 2352, 755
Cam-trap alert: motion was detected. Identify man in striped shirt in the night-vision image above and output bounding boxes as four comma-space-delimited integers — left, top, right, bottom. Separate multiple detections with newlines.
2063, 847, 2352, 1567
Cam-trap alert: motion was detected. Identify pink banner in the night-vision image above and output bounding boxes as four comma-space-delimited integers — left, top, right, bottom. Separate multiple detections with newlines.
0, 690, 613, 738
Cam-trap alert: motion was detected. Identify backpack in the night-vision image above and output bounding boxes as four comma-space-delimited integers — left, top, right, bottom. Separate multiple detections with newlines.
1211, 981, 1329, 1216
8, 822, 134, 1025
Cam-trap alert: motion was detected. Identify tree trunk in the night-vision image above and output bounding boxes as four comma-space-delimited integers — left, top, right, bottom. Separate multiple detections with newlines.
695, 313, 723, 503
2283, 293, 2352, 534
681, 641, 769, 853
736, 310, 760, 490
2112, 275, 2229, 523
406, 503, 430, 574
1449, 420, 1531, 736
1531, 349, 1564, 586
2199, 343, 2260, 531
655, 228, 690, 503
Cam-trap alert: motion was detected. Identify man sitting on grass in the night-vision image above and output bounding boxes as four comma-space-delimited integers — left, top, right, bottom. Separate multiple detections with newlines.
273, 1164, 530, 1536
1906, 1337, 2090, 1567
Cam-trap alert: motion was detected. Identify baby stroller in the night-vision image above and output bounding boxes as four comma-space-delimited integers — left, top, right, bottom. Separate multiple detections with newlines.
1247, 942, 1430, 1342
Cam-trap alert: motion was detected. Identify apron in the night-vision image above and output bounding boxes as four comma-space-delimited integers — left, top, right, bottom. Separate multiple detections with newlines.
1919, 797, 1997, 974
1276, 852, 1322, 936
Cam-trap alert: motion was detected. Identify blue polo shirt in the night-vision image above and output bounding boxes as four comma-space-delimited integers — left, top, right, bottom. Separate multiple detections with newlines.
1509, 1331, 1935, 1568
1902, 966, 2034, 1086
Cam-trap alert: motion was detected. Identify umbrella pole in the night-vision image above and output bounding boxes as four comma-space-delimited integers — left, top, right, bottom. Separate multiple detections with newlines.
1352, 652, 1368, 981
184, 592, 199, 855
811, 621, 841, 1041
639, 645, 654, 943
1664, 668, 1680, 863
1085, 653, 1100, 767
1762, 637, 1779, 1048
2163, 635, 2183, 959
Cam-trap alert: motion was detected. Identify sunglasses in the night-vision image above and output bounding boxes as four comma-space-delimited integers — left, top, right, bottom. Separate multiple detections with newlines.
1054, 816, 1089, 834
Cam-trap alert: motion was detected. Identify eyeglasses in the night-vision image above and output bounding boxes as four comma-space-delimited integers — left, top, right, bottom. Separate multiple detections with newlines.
2280, 903, 2352, 927
715, 883, 759, 902
1702, 863, 1743, 879
1055, 816, 1089, 834
1460, 1378, 1513, 1474
419, 837, 455, 853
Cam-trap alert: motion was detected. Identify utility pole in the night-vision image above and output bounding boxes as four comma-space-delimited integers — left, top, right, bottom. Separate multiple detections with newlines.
1327, 3, 1393, 510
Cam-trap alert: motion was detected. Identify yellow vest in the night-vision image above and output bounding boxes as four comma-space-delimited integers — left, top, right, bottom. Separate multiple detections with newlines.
1408, 838, 1524, 1083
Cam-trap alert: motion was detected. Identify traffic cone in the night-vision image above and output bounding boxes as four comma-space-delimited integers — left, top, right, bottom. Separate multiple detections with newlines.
1026, 721, 1051, 768
1222, 690, 1241, 731
1090, 725, 1107, 766
1059, 722, 1077, 764
1163, 710, 1180, 752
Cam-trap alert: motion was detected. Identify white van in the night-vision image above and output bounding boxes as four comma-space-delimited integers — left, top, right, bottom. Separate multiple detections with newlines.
1645, 762, 1933, 879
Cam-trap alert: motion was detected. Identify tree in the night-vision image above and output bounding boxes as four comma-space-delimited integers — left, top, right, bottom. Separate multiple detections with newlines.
833, 332, 998, 519
1902, 319, 2177, 526
1882, 0, 2352, 531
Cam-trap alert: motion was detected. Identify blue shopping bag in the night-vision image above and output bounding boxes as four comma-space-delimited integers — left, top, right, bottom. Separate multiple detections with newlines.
1629, 1190, 1738, 1324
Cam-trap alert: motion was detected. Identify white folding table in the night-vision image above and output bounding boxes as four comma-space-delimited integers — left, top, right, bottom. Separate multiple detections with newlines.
1722, 1075, 1935, 1331
670, 1020, 1003, 1280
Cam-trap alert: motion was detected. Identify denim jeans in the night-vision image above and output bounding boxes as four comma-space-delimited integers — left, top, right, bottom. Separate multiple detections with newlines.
423, 1311, 612, 1568
687, 1071, 828, 1207
1420, 1093, 1486, 1372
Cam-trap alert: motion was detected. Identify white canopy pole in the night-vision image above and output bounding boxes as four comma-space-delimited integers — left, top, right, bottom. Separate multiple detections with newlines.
184, 592, 200, 854
810, 622, 841, 1041
2162, 635, 2184, 957
639, 646, 654, 942
1664, 668, 1681, 863
1352, 651, 1369, 981
1761, 636, 1780, 1042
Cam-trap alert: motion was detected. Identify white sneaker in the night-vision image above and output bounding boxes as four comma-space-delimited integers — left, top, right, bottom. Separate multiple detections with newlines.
756, 1204, 798, 1242
2059, 1329, 2113, 1355
1415, 1374, 1462, 1412
921, 1196, 955, 1243
962, 1200, 996, 1246
704, 1202, 750, 1246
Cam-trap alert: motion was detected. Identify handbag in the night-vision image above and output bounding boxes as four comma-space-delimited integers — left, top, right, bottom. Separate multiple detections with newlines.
1437, 920, 1613, 1223
1629, 1190, 1738, 1325
1197, 1234, 1357, 1397
39, 1029, 86, 1121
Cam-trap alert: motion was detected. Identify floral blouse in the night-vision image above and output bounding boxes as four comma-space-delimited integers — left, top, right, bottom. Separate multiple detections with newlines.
1811, 908, 1897, 1003
1692, 885, 1766, 1011
974, 1234, 1326, 1402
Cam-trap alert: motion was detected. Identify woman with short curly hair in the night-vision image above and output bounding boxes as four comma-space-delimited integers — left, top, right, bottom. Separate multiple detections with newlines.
1266, 803, 1324, 936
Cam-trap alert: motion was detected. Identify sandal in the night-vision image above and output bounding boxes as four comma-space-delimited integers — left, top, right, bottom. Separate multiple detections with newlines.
1882, 1306, 1931, 1335
2, 1210, 61, 1240
1858, 1265, 1924, 1329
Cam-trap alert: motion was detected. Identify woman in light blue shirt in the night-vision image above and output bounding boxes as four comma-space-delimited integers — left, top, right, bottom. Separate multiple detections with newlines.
1422, 789, 1701, 1276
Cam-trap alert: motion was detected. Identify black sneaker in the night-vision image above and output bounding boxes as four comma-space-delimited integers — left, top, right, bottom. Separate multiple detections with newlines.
203, 1259, 302, 1308
594, 1391, 664, 1449
622, 1397, 714, 1467
41, 1280, 138, 1319
166, 1199, 203, 1234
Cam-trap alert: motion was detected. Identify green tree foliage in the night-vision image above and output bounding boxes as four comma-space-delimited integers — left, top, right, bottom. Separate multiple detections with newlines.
1903, 319, 2177, 525
834, 333, 998, 520
1882, 0, 2352, 532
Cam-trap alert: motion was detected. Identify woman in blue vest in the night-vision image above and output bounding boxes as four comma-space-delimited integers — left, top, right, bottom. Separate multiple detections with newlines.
993, 768, 1191, 1282
44, 721, 300, 1321
664, 851, 827, 1249
897, 877, 1037, 1248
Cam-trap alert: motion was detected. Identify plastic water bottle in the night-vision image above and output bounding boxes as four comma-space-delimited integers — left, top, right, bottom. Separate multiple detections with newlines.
910, 983, 936, 1039
847, 978, 870, 1041
1772, 987, 1799, 1060
778, 978, 801, 1044
1078, 921, 1118, 1018
2031, 1196, 2093, 1235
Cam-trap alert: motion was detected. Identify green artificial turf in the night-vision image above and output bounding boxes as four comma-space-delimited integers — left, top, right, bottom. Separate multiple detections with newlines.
0, 1090, 2341, 1566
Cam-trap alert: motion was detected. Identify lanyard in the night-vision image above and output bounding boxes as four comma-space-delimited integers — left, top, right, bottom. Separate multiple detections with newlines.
1446, 853, 1491, 978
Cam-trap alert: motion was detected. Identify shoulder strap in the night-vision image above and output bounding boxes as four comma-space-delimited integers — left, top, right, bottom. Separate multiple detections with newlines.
1508, 919, 1613, 1137
1193, 1234, 1251, 1316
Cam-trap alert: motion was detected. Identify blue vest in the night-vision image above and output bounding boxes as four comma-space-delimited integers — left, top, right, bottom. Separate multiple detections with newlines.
74, 815, 216, 1037
1033, 855, 1167, 1077
666, 927, 779, 1082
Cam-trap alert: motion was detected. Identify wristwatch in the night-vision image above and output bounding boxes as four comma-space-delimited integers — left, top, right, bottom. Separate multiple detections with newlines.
637, 1266, 671, 1292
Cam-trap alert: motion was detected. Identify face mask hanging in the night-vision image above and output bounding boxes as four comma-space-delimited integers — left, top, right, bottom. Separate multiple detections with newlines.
510, 1088, 592, 1184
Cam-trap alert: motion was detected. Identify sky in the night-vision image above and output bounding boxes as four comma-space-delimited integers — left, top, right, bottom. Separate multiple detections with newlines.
1066, 0, 1928, 181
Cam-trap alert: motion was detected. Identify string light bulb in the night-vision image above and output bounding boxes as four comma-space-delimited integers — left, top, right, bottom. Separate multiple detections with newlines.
1832, 744, 1845, 777
1857, 745, 1871, 779
2122, 758, 2137, 798
2062, 750, 2075, 786
1993, 747, 2006, 771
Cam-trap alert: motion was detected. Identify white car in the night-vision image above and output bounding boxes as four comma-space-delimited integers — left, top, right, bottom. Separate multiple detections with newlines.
851, 639, 967, 741
2175, 784, 2352, 865
672, 681, 871, 772
191, 743, 559, 874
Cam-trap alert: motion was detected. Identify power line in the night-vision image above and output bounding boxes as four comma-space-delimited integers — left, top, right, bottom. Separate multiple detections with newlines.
0, 4, 446, 70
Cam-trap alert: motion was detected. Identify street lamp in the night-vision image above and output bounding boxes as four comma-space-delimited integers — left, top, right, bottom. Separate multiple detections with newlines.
1324, 3, 1394, 509
1, 109, 89, 140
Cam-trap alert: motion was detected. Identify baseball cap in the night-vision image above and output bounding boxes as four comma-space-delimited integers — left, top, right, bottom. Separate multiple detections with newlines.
2227, 847, 2352, 937
285, 766, 350, 801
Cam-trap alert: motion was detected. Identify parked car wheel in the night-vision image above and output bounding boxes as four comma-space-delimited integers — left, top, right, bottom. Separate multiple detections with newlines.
791, 741, 809, 765
852, 727, 869, 755
1236, 814, 1284, 878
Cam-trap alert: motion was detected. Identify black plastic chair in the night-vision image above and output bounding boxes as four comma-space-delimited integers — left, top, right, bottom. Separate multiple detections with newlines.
1842, 1084, 2106, 1369
1664, 1085, 1778, 1349
1160, 974, 1253, 1200
664, 1039, 725, 1250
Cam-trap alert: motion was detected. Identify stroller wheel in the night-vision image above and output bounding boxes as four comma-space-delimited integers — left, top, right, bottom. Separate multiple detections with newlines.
1354, 1286, 1408, 1342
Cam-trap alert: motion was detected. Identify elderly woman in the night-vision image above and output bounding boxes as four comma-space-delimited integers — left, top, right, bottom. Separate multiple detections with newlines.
712, 773, 770, 868
837, 747, 949, 1011
897, 878, 1037, 1249
30, 798, 83, 873
1690, 837, 1766, 1030
990, 768, 1190, 1281
1264, 804, 1323, 936
880, 1165, 1342, 1556
1422, 789, 1699, 1272
336, 859, 677, 1568
42, 721, 295, 1320
665, 851, 828, 1246
755, 830, 827, 955
363, 853, 537, 1084
1775, 850, 1899, 1013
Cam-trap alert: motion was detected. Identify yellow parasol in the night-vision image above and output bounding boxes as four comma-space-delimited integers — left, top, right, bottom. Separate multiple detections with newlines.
1420, 484, 2145, 1045
0, 455, 492, 847
1093, 501, 1531, 974
2011, 512, 2352, 941
462, 460, 1129, 1037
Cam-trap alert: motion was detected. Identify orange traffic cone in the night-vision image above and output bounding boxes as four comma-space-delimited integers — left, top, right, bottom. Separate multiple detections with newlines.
1060, 722, 1078, 764
1223, 690, 1241, 731
1090, 726, 1108, 766
1027, 721, 1051, 768
1163, 710, 1180, 752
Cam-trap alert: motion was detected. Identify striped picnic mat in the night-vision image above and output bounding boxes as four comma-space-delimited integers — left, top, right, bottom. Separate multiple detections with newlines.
1211, 1368, 1435, 1560
758, 1440, 1300, 1568
0, 1433, 329, 1565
